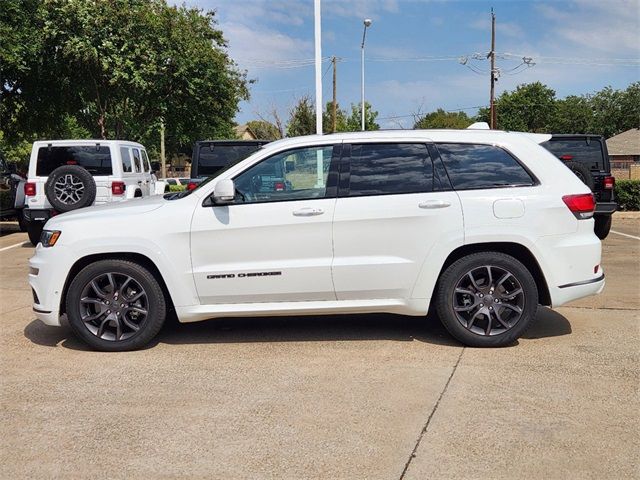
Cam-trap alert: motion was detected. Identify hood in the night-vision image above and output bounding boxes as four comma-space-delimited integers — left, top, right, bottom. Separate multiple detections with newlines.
46, 195, 166, 227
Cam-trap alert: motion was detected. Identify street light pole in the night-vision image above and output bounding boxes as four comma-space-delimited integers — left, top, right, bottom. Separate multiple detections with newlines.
361, 18, 372, 131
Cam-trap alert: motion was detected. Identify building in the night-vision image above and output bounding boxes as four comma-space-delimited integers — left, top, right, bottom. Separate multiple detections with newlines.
234, 124, 258, 140
607, 128, 640, 169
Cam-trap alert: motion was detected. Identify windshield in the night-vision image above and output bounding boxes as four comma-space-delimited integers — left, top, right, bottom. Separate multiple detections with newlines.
195, 144, 264, 176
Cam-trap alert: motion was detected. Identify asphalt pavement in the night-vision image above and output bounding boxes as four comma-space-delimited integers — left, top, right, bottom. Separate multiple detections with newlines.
0, 214, 638, 479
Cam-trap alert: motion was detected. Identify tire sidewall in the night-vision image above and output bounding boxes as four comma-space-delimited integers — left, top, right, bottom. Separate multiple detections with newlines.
66, 260, 166, 351
436, 252, 539, 347
45, 165, 97, 212
594, 215, 612, 240
564, 161, 595, 191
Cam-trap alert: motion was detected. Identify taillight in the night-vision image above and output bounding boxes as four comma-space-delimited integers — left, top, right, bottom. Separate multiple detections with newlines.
274, 182, 285, 191
111, 181, 125, 195
24, 182, 36, 196
187, 182, 198, 191
562, 194, 595, 219
603, 175, 615, 189
559, 155, 573, 161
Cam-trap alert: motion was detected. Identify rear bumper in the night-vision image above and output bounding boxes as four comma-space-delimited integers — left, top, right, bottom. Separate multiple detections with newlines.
23, 208, 54, 222
552, 271, 605, 307
595, 201, 617, 215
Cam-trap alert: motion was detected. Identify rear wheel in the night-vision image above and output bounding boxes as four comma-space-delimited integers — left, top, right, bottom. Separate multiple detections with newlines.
27, 221, 43, 245
66, 260, 166, 351
594, 215, 612, 240
435, 252, 538, 347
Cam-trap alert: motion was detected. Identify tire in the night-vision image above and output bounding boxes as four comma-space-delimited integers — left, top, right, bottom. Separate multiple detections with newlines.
435, 252, 538, 347
66, 259, 166, 351
44, 165, 97, 212
27, 221, 43, 245
594, 215, 612, 240
564, 161, 595, 191
18, 214, 27, 232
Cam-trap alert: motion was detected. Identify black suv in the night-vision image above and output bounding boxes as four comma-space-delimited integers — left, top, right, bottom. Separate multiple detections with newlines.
190, 140, 269, 186
0, 153, 26, 230
540, 135, 616, 239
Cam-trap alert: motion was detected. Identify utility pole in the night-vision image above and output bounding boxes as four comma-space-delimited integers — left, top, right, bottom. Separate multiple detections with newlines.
160, 118, 166, 178
489, 8, 497, 129
331, 56, 337, 133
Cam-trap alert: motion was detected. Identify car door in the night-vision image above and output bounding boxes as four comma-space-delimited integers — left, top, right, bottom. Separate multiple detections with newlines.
119, 146, 139, 197
190, 143, 340, 305
331, 141, 464, 301
130, 147, 149, 195
140, 149, 156, 195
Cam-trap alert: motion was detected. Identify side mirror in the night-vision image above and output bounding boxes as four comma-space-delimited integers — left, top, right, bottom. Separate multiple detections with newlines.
150, 161, 161, 174
212, 178, 236, 204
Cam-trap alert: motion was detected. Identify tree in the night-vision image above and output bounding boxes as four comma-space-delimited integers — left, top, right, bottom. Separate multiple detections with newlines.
414, 109, 472, 129
344, 102, 380, 131
322, 101, 348, 133
549, 95, 593, 134
489, 82, 557, 132
1, 0, 248, 159
246, 120, 282, 141
286, 96, 316, 137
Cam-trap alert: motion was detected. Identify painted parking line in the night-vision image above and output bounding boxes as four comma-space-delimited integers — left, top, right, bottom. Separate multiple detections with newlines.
610, 230, 640, 241
0, 241, 28, 252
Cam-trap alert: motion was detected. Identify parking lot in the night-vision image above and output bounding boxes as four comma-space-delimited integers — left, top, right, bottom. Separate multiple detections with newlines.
0, 215, 638, 479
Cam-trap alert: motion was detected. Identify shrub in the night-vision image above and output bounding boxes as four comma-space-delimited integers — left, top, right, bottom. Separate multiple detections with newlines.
169, 184, 186, 192
615, 180, 640, 211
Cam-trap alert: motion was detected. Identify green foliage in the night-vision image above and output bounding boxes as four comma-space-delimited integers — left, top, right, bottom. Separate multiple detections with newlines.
246, 120, 282, 141
286, 96, 316, 137
1, 0, 248, 160
615, 180, 640, 211
344, 102, 380, 132
475, 82, 640, 137
414, 109, 473, 129
169, 184, 187, 192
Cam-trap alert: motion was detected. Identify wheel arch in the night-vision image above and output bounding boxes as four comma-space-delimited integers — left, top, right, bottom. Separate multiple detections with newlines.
433, 242, 551, 306
59, 252, 175, 316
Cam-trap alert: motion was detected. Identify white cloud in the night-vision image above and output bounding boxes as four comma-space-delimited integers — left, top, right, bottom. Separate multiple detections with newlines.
470, 18, 525, 39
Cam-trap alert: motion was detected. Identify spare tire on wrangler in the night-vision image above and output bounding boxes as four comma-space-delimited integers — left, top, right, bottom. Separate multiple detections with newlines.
45, 165, 97, 212
563, 161, 595, 191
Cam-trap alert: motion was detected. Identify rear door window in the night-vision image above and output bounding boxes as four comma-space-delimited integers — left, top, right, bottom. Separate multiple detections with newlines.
346, 143, 433, 196
540, 138, 604, 170
141, 150, 151, 173
36, 146, 112, 176
120, 147, 133, 173
436, 143, 534, 190
131, 148, 142, 173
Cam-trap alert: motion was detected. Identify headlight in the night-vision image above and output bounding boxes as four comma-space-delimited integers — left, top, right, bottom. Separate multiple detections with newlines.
40, 230, 61, 247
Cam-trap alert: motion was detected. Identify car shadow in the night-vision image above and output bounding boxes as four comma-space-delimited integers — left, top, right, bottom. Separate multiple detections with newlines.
23, 307, 572, 351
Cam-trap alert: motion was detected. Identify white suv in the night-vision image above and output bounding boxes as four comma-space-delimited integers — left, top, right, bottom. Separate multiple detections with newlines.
23, 140, 164, 245
28, 130, 605, 351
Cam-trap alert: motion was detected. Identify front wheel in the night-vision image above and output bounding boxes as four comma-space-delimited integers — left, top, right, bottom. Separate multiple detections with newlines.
435, 252, 538, 347
66, 259, 166, 351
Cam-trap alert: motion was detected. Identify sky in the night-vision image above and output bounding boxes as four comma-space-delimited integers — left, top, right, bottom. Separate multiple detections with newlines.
175, 0, 640, 129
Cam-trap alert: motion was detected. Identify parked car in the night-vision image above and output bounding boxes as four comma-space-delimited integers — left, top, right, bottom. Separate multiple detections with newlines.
23, 140, 166, 245
0, 153, 27, 230
540, 134, 616, 239
190, 139, 269, 180
29, 130, 604, 351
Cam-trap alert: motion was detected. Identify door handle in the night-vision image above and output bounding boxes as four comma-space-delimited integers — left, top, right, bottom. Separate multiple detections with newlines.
293, 207, 324, 217
419, 200, 451, 209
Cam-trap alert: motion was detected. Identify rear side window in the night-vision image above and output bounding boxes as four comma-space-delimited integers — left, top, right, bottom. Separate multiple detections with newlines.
36, 146, 112, 176
141, 150, 151, 172
436, 143, 534, 190
132, 148, 142, 173
347, 143, 433, 196
540, 138, 604, 170
120, 147, 133, 173
196, 144, 262, 176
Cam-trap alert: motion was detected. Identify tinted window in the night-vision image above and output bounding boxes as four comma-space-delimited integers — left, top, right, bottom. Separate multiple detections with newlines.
348, 143, 433, 196
540, 138, 604, 170
120, 147, 132, 173
36, 146, 112, 176
437, 143, 533, 189
234, 146, 333, 203
197, 144, 263, 176
132, 148, 142, 173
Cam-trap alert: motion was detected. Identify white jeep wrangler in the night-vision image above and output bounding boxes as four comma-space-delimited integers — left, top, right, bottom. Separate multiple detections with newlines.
23, 140, 165, 245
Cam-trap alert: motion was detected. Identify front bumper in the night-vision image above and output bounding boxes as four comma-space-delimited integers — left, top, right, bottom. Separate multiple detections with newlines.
595, 201, 617, 215
29, 244, 73, 326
